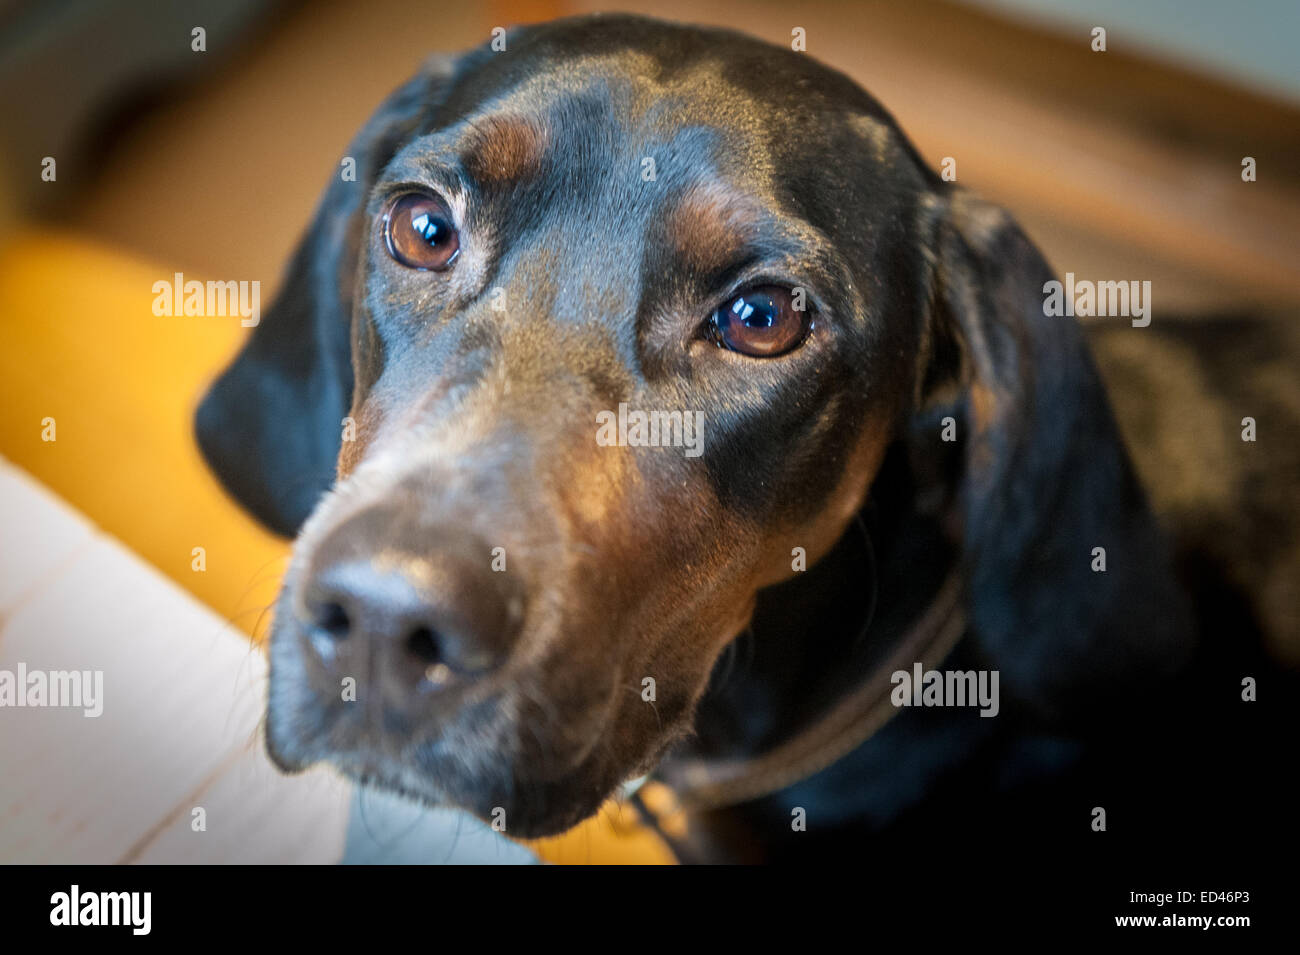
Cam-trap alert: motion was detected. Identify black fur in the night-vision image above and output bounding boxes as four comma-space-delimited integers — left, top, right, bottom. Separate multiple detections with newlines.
197, 14, 1297, 863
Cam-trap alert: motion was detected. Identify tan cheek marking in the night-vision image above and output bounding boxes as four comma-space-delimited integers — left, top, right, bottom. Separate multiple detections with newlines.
337, 400, 380, 477
463, 115, 549, 184
352, 307, 385, 396
758, 414, 894, 587
563, 442, 637, 530
969, 381, 998, 435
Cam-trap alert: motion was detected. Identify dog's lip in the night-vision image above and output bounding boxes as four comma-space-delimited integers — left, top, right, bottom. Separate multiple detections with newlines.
269, 702, 663, 837
324, 749, 592, 836
263, 716, 322, 775
331, 752, 413, 785
325, 746, 452, 800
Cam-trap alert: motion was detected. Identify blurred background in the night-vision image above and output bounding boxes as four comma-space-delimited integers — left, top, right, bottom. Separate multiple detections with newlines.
4, 0, 1299, 309
0, 0, 1296, 865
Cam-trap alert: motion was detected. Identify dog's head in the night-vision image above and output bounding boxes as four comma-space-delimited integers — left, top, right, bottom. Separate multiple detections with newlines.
197, 15, 1189, 836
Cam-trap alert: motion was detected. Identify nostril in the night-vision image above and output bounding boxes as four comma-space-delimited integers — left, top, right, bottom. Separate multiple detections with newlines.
407, 626, 456, 687
312, 601, 351, 640
407, 626, 441, 664
301, 599, 352, 665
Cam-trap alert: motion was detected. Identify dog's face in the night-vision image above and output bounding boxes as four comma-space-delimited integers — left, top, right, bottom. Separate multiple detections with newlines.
199, 16, 1138, 837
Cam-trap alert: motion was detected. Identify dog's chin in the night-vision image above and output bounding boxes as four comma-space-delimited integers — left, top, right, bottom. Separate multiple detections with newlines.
336, 755, 618, 838
265, 715, 631, 839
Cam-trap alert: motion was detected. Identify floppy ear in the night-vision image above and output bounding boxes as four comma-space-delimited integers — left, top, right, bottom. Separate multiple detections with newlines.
195, 56, 461, 537
913, 191, 1194, 724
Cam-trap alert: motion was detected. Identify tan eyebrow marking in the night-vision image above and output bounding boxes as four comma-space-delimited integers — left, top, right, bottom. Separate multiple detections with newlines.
663, 182, 758, 276
463, 115, 549, 183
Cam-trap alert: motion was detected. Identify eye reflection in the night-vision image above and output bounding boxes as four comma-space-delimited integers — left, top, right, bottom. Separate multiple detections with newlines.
383, 193, 460, 270
710, 285, 810, 357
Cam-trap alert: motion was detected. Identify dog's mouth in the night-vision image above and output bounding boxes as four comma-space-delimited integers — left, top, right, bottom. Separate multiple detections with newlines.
264, 655, 645, 838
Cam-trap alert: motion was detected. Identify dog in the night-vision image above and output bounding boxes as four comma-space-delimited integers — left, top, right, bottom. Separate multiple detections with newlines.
197, 14, 1297, 864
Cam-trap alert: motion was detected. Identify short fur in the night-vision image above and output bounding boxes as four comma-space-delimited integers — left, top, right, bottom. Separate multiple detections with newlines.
198, 14, 1297, 862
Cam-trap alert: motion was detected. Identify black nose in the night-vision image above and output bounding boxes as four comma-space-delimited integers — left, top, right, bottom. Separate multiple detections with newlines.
298, 504, 524, 692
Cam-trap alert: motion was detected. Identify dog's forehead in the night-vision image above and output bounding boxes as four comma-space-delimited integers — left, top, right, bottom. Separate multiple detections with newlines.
456, 17, 899, 131
437, 54, 786, 183
401, 37, 903, 196
390, 53, 906, 275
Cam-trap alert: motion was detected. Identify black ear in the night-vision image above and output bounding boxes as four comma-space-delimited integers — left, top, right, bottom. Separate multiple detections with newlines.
915, 191, 1194, 723
195, 55, 461, 537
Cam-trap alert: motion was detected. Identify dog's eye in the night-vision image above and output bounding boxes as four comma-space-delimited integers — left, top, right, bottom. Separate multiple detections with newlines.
709, 285, 810, 357
383, 192, 460, 270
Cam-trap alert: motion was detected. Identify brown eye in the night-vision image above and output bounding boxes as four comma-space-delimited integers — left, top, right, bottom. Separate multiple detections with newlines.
383, 192, 460, 270
709, 285, 810, 357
